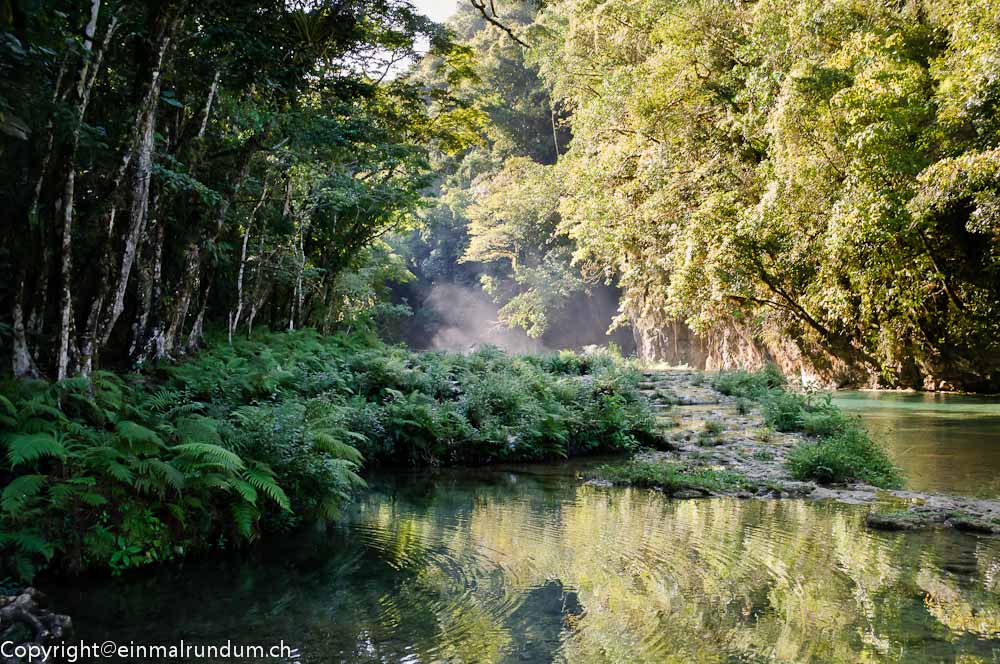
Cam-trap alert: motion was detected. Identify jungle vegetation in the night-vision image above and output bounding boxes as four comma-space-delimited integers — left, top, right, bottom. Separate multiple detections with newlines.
0, 330, 654, 581
0, 0, 992, 583
404, 0, 1000, 389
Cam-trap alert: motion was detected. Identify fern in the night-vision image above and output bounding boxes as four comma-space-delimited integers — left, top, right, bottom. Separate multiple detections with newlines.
243, 463, 290, 511
1, 474, 47, 513
0, 529, 55, 560
134, 458, 185, 492
115, 420, 165, 451
231, 503, 259, 540
231, 479, 259, 505
175, 415, 223, 446
310, 430, 364, 464
6, 432, 68, 466
49, 478, 106, 509
172, 443, 245, 471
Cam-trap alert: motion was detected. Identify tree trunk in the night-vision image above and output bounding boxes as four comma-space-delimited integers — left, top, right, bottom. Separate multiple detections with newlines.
54, 2, 119, 378
11, 274, 39, 378
229, 182, 269, 344
164, 148, 255, 353
78, 10, 175, 375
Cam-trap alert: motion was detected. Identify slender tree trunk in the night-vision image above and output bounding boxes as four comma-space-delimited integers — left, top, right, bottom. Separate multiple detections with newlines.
229, 182, 269, 344
245, 237, 269, 337
55, 2, 119, 378
132, 218, 167, 364
186, 284, 211, 352
129, 192, 160, 358
56, 163, 77, 380
165, 148, 255, 352
197, 69, 220, 140
78, 11, 173, 374
290, 215, 307, 331
11, 272, 39, 378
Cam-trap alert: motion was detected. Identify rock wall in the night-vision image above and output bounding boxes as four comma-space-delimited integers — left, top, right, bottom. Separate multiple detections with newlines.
632, 320, 871, 389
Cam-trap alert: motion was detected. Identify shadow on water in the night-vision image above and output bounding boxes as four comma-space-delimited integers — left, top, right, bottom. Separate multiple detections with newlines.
52, 465, 1000, 663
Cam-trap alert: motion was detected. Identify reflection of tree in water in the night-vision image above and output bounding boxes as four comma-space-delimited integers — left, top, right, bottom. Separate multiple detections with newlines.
56, 473, 1000, 664
502, 580, 583, 663
352, 478, 1000, 663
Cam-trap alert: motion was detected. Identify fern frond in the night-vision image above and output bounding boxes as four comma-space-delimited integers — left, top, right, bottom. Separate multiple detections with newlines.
231, 479, 258, 505
175, 415, 223, 446
0, 394, 16, 419
309, 431, 364, 464
115, 420, 165, 451
6, 432, 68, 466
0, 529, 55, 560
242, 464, 290, 511
231, 503, 259, 541
132, 458, 185, 494
172, 443, 245, 471
1, 474, 47, 513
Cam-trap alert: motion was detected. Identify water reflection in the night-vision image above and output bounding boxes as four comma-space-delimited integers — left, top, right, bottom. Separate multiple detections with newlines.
834, 391, 1000, 497
56, 468, 1000, 663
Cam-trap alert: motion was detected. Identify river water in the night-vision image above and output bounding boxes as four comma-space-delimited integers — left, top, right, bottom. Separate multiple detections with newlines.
834, 391, 1000, 497
54, 396, 1000, 663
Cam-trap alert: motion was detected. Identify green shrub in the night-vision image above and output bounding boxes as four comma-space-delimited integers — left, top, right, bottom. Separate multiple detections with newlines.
786, 427, 902, 489
761, 390, 807, 432
713, 364, 786, 399
704, 418, 724, 434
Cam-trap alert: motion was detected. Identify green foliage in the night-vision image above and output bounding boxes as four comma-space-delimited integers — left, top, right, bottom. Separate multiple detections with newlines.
761, 391, 808, 433
492, 0, 1000, 388
714, 365, 786, 400
787, 428, 903, 489
594, 460, 753, 495
703, 419, 724, 435
0, 329, 653, 581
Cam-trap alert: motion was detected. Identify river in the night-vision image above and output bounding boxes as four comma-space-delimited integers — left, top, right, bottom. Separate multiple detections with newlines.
53, 397, 1000, 663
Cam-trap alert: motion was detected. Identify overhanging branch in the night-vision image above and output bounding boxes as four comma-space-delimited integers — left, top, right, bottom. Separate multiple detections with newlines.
469, 0, 528, 47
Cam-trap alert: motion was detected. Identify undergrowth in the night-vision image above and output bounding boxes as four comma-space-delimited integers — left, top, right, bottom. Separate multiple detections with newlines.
0, 331, 652, 581
714, 367, 902, 489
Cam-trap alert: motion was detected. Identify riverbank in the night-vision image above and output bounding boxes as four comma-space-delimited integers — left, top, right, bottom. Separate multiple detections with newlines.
589, 369, 1000, 535
0, 331, 657, 584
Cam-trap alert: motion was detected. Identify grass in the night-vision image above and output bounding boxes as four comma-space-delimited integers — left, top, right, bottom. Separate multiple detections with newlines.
593, 459, 754, 495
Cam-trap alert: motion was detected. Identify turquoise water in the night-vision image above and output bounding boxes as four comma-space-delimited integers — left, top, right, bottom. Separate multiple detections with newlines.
834, 391, 1000, 497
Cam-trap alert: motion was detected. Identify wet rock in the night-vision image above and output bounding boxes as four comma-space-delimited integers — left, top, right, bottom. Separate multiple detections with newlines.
866, 510, 953, 531
672, 489, 704, 499
947, 514, 1000, 534
0, 588, 72, 664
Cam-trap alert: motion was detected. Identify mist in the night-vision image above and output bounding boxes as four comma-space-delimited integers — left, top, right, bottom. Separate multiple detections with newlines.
425, 284, 546, 353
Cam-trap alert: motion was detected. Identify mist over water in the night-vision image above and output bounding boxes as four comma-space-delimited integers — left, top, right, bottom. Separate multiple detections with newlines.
425, 283, 546, 353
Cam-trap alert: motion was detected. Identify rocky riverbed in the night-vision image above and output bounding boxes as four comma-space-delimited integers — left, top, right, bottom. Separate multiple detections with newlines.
594, 369, 1000, 535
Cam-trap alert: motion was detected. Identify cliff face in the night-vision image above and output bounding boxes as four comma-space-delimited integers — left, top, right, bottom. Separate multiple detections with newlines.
632, 321, 998, 391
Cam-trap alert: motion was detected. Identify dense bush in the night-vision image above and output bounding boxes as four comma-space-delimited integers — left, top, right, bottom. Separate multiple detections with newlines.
0, 331, 653, 581
787, 429, 903, 489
